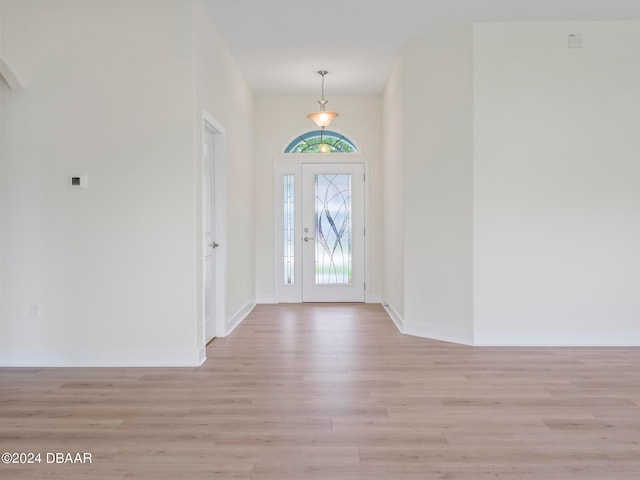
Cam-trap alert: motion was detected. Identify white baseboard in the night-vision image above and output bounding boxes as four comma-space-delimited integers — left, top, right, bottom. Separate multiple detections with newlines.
226, 301, 256, 336
382, 302, 404, 332
255, 294, 277, 304
196, 345, 206, 365
403, 321, 474, 346
474, 330, 640, 347
365, 293, 382, 304
0, 348, 204, 367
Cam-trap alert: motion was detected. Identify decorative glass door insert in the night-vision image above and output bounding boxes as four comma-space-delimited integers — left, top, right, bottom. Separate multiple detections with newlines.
283, 174, 295, 285
301, 163, 364, 302
314, 174, 352, 285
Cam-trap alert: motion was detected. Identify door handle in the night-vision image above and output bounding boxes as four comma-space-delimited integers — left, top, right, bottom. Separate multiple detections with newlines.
303, 237, 315, 242
210, 242, 219, 248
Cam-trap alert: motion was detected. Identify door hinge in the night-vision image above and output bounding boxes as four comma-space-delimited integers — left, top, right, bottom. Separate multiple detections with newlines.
364, 282, 367, 291
363, 173, 366, 182
363, 227, 366, 236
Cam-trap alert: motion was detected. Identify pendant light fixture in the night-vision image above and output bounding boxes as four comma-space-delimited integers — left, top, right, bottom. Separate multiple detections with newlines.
307, 70, 339, 129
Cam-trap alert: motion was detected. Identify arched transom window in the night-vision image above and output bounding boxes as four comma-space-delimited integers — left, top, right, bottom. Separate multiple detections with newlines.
284, 130, 359, 153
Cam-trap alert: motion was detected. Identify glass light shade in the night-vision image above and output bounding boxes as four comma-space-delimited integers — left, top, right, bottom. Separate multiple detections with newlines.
307, 111, 339, 128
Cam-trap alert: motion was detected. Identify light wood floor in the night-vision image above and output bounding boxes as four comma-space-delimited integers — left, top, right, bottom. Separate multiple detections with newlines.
1, 303, 640, 479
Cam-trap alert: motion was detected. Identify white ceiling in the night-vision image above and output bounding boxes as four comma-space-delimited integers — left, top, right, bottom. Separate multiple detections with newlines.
204, 0, 640, 94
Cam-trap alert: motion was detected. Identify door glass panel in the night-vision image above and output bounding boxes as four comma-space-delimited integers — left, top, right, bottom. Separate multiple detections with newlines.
283, 174, 295, 284
314, 174, 352, 285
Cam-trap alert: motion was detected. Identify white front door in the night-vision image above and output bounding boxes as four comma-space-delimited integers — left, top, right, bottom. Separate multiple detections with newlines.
203, 125, 217, 342
301, 163, 365, 302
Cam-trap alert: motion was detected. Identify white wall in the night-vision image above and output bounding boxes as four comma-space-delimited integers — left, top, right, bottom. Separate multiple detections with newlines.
194, 1, 254, 338
400, 26, 475, 344
0, 3, 3, 344
473, 22, 640, 345
0, 2, 3, 341
0, 0, 254, 365
254, 95, 383, 303
382, 59, 404, 322
384, 21, 640, 347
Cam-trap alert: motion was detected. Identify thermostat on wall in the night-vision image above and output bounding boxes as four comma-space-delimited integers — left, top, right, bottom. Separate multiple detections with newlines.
69, 175, 88, 188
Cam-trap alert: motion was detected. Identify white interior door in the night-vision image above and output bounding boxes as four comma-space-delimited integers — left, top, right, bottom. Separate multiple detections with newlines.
301, 163, 365, 302
203, 126, 217, 342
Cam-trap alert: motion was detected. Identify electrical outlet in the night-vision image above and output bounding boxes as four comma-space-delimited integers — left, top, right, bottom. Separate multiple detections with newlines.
30, 303, 40, 318
568, 33, 583, 49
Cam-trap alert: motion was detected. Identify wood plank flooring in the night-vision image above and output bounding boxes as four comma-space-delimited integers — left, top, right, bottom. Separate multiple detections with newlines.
1, 303, 640, 479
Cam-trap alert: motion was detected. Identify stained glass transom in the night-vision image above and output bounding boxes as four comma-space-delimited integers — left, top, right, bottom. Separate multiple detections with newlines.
284, 130, 359, 153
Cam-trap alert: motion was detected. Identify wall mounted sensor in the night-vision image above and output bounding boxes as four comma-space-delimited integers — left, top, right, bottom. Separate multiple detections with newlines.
69, 175, 88, 188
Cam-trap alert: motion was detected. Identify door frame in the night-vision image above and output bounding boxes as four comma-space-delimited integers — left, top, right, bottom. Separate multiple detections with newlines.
201, 110, 227, 346
274, 155, 370, 303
